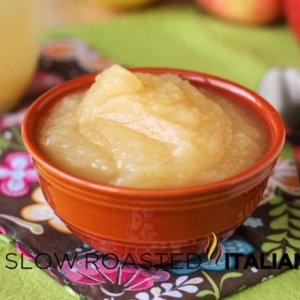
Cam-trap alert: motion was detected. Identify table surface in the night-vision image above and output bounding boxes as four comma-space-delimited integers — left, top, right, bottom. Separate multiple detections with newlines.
38, 0, 191, 29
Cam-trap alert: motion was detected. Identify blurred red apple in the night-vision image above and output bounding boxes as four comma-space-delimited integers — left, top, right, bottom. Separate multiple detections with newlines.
194, 0, 283, 25
285, 0, 300, 45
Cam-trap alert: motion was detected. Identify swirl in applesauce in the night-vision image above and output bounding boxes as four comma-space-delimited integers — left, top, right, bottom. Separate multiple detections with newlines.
37, 65, 268, 188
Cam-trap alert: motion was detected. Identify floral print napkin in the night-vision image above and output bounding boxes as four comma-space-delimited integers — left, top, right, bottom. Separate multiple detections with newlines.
0, 38, 299, 300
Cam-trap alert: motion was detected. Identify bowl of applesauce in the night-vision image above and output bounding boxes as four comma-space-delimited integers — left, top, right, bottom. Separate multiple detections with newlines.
22, 66, 285, 264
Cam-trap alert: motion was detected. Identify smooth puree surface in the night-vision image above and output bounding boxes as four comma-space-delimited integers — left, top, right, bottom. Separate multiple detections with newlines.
37, 65, 268, 188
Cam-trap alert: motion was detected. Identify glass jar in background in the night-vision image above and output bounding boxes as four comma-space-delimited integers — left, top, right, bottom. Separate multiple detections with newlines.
0, 0, 38, 112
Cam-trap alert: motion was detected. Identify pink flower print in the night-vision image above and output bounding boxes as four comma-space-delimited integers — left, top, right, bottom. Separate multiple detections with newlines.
0, 107, 28, 129
0, 225, 5, 234
0, 225, 14, 244
0, 152, 38, 197
28, 71, 64, 95
15, 243, 34, 260
59, 259, 170, 298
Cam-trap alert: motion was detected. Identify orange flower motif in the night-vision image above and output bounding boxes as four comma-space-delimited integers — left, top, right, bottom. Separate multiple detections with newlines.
40, 38, 114, 72
21, 187, 71, 234
261, 157, 300, 205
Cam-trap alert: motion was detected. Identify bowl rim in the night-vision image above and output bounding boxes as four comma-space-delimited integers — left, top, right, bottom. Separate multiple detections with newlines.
22, 67, 285, 198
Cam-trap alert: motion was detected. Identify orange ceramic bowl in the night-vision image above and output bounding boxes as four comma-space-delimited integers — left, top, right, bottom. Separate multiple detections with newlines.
22, 68, 285, 265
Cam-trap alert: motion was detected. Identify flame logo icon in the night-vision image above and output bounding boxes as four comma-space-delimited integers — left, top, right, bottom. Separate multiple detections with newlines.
204, 232, 221, 264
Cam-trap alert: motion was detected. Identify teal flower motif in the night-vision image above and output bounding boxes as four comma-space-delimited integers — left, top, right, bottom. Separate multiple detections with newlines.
243, 217, 264, 228
168, 239, 254, 274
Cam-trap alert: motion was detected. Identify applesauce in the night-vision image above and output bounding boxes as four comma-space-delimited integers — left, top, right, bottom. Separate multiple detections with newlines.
37, 65, 268, 188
